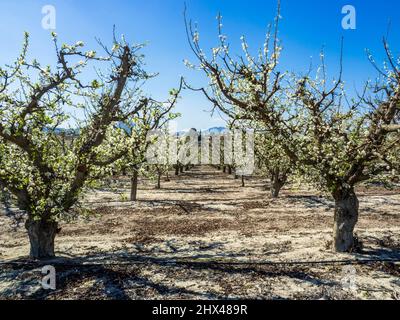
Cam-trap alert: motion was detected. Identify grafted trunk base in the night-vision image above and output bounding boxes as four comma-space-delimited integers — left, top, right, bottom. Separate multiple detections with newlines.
333, 188, 359, 252
26, 219, 58, 260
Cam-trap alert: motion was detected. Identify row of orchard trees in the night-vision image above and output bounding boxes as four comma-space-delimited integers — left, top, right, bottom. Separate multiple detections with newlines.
0, 31, 182, 259
184, 7, 400, 252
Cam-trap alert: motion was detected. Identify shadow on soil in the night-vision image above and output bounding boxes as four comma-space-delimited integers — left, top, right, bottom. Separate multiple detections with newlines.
1, 240, 399, 300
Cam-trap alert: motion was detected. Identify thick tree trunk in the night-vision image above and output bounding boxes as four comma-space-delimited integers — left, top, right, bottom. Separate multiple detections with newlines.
180, 166, 184, 173
270, 168, 288, 198
130, 170, 138, 202
228, 166, 232, 174
270, 172, 287, 198
175, 165, 179, 176
332, 187, 359, 252
270, 182, 283, 198
223, 166, 226, 173
25, 218, 58, 260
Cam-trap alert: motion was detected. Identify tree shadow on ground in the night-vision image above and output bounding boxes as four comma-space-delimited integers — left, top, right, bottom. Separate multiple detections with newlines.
2, 236, 399, 300
0, 256, 229, 300
0, 246, 344, 300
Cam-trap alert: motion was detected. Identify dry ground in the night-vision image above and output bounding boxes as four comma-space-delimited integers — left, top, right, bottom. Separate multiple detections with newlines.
0, 166, 399, 300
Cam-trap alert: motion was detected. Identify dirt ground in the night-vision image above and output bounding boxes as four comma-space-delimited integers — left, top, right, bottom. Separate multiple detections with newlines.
0, 166, 399, 300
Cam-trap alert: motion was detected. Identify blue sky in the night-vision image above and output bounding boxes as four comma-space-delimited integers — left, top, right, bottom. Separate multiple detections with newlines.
0, 0, 399, 130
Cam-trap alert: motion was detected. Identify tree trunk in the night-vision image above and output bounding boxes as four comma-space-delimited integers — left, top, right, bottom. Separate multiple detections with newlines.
26, 218, 58, 260
270, 172, 287, 198
130, 170, 138, 202
270, 168, 288, 198
112, 170, 118, 185
332, 187, 359, 252
156, 172, 161, 189
180, 166, 184, 173
223, 166, 226, 173
270, 181, 284, 198
241, 175, 245, 187
175, 165, 179, 176
228, 166, 232, 174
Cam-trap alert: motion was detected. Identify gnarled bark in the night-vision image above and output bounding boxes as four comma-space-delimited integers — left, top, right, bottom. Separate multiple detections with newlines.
26, 218, 59, 260
332, 187, 359, 252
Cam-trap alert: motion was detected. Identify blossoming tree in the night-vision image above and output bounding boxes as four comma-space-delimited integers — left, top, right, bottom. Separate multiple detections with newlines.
0, 32, 164, 259
185, 9, 400, 252
117, 88, 182, 201
254, 126, 292, 198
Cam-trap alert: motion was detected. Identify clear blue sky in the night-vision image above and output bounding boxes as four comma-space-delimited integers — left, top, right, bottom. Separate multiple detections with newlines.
0, 0, 399, 130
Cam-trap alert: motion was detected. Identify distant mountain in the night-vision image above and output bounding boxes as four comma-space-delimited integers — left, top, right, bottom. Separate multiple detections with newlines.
44, 127, 80, 135
206, 127, 227, 134
46, 126, 228, 137
176, 127, 227, 136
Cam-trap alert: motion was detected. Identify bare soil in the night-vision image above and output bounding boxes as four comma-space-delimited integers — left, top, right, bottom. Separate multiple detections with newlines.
0, 166, 399, 300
